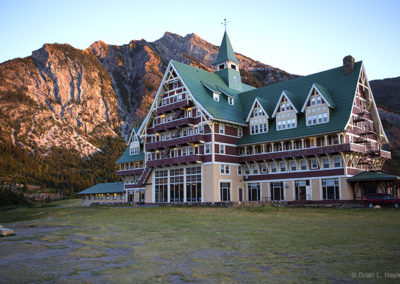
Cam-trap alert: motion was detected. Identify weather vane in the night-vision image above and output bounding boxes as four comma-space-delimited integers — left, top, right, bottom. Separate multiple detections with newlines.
221, 18, 229, 31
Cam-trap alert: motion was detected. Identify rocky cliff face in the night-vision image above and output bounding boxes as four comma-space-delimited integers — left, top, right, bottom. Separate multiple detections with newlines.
86, 32, 296, 138
5, 32, 382, 159
0, 44, 119, 155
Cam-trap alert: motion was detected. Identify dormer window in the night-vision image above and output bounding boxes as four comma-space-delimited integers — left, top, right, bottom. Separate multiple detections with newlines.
247, 99, 269, 135
213, 92, 220, 101
302, 84, 335, 126
130, 135, 140, 155
273, 91, 298, 131
228, 97, 234, 105
231, 64, 236, 70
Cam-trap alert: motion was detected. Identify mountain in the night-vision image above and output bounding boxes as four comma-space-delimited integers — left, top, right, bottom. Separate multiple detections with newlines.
86, 32, 296, 137
370, 77, 400, 159
370, 77, 400, 113
0, 44, 119, 155
0, 32, 296, 191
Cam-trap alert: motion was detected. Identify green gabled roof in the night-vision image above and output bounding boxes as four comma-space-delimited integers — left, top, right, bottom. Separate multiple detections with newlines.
116, 145, 145, 164
172, 58, 361, 145
237, 62, 362, 145
172, 60, 247, 124
213, 31, 240, 65
282, 90, 301, 111
314, 83, 336, 108
78, 182, 124, 195
347, 171, 399, 182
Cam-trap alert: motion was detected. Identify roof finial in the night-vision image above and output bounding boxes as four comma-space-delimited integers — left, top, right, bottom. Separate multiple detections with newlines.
221, 18, 229, 31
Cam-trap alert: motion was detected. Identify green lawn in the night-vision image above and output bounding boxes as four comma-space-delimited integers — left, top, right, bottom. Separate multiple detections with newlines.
1, 200, 400, 283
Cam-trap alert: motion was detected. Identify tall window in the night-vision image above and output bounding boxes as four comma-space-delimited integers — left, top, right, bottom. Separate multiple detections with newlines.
220, 182, 231, 202
245, 165, 250, 175
270, 182, 284, 201
170, 168, 184, 202
322, 178, 339, 200
323, 158, 330, 169
155, 170, 168, 203
186, 167, 201, 202
237, 165, 242, 175
334, 156, 342, 167
219, 124, 224, 134
248, 183, 261, 201
253, 164, 259, 174
219, 144, 225, 154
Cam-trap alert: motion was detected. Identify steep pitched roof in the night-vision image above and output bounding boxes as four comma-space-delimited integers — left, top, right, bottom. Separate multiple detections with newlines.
237, 62, 362, 145
78, 182, 124, 195
116, 145, 145, 164
213, 31, 240, 65
172, 60, 247, 125
172, 59, 362, 145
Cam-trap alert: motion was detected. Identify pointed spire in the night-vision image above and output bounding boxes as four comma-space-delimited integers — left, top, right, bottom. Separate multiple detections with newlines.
213, 31, 240, 65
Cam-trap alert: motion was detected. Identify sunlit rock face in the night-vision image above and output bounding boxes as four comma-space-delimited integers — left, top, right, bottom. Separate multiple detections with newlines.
0, 32, 296, 156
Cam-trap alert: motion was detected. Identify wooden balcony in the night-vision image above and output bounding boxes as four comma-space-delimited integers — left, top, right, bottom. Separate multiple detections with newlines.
146, 134, 208, 151
116, 168, 144, 176
244, 168, 345, 181
154, 117, 200, 132
240, 143, 366, 163
147, 155, 203, 167
380, 150, 391, 159
156, 100, 189, 115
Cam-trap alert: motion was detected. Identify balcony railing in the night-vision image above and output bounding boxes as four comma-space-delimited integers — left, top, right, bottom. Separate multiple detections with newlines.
156, 100, 189, 115
153, 117, 200, 132
116, 168, 144, 176
239, 143, 377, 163
146, 134, 208, 151
147, 154, 203, 167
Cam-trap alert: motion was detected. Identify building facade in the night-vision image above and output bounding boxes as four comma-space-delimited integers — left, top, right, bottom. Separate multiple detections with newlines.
115, 31, 391, 204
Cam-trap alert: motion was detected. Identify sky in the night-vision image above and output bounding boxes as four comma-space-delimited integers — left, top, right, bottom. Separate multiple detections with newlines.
0, 0, 399, 80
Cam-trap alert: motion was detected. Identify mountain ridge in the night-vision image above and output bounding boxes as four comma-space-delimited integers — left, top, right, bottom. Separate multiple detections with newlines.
0, 32, 399, 191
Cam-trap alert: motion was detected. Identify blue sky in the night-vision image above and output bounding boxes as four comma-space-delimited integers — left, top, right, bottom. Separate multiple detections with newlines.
1, 0, 399, 80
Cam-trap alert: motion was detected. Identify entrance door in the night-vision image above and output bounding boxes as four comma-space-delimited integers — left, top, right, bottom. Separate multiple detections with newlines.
238, 188, 243, 202
220, 182, 231, 202
295, 180, 310, 200
139, 191, 145, 204
128, 191, 134, 203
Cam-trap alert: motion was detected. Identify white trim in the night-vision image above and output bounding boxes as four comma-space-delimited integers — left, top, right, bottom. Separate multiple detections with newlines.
171, 63, 215, 120
360, 63, 389, 143
246, 97, 269, 122
203, 161, 241, 166
301, 83, 333, 113
127, 128, 138, 146
243, 175, 346, 183
138, 62, 174, 136
271, 91, 299, 118
201, 81, 221, 94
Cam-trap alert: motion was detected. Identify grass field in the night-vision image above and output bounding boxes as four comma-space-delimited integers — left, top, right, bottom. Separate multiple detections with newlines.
1, 200, 400, 283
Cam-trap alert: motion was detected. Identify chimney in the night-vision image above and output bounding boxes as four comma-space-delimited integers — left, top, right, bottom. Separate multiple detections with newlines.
343, 55, 355, 74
